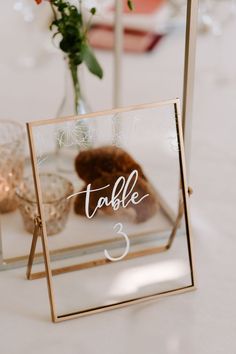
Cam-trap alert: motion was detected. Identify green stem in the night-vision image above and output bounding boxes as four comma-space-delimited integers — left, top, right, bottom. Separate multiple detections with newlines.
84, 13, 94, 37
79, 0, 83, 26
50, 2, 58, 21
69, 61, 80, 115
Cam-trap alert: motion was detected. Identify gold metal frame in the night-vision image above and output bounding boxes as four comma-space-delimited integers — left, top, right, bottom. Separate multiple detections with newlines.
26, 99, 195, 322
0, 0, 199, 271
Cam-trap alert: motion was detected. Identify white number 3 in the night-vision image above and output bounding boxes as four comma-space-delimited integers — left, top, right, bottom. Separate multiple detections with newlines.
104, 223, 130, 262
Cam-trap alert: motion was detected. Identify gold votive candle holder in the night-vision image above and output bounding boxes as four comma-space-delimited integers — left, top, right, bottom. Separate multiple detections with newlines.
0, 120, 25, 213
16, 173, 74, 235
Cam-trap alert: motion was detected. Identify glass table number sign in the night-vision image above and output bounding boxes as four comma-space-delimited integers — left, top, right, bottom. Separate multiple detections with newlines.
26, 99, 195, 322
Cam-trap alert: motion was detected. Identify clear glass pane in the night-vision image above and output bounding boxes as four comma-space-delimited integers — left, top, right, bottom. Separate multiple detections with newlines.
29, 102, 193, 314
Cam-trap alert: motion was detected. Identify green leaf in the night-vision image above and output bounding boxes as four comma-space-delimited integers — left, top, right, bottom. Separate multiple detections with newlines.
127, 0, 134, 11
81, 44, 103, 79
90, 7, 96, 15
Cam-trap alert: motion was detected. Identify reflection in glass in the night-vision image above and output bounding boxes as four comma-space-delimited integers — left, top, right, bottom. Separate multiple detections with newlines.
28, 103, 193, 315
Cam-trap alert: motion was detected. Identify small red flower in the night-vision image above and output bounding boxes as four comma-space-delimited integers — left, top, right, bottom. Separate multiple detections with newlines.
35, 0, 50, 4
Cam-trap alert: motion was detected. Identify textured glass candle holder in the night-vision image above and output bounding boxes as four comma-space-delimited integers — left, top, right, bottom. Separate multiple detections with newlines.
0, 120, 25, 213
16, 173, 74, 235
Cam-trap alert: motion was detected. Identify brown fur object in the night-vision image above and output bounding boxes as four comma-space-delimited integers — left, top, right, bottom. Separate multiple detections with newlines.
74, 146, 159, 223
75, 146, 147, 183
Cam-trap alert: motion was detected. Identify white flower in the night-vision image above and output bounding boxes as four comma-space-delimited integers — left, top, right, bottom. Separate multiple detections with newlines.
56, 121, 93, 149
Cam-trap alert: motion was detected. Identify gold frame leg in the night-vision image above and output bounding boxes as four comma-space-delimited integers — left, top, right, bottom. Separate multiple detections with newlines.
26, 217, 42, 280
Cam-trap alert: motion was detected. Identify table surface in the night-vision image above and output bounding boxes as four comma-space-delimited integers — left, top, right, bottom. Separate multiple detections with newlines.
1, 3, 236, 353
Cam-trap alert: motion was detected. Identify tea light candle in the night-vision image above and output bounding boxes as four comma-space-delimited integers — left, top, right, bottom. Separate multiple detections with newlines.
0, 120, 25, 213
0, 176, 10, 202
16, 173, 74, 236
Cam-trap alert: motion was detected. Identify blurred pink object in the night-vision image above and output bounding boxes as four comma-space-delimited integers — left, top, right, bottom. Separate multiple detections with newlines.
122, 0, 166, 14
89, 25, 163, 53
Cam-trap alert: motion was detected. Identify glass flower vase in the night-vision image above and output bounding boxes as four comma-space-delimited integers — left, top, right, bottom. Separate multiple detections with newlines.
55, 60, 93, 173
